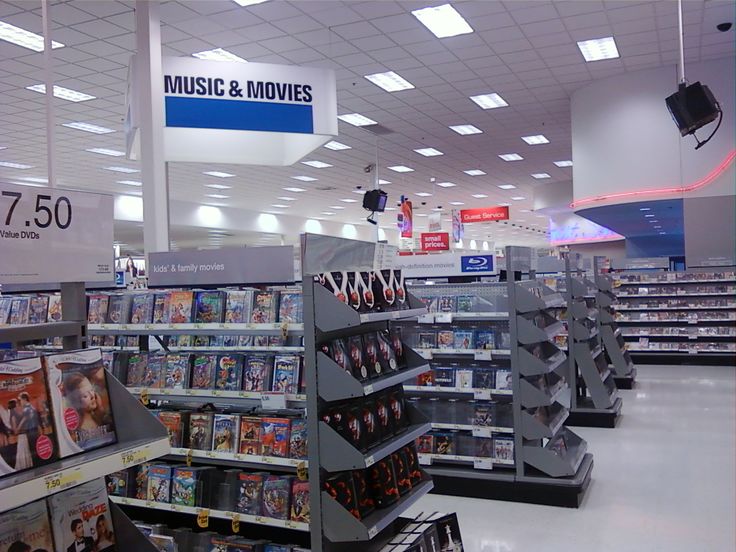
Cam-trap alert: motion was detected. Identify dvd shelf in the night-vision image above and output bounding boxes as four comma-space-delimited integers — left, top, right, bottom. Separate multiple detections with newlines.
611, 269, 736, 360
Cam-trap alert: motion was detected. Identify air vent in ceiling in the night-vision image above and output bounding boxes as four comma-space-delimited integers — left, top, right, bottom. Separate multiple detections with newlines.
363, 124, 394, 135
315, 185, 337, 191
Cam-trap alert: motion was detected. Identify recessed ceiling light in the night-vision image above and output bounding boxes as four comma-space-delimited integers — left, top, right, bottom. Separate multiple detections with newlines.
291, 175, 317, 182
26, 84, 95, 102
412, 4, 473, 39
205, 183, 232, 190
554, 160, 573, 167
639, 207, 651, 211
499, 153, 523, 161
338, 113, 377, 126
0, 21, 64, 51
520, 209, 531, 213
415, 192, 433, 197
353, 189, 366, 195
233, 0, 269, 6
450, 201, 465, 206
104, 166, 139, 173
498, 184, 516, 190
86, 147, 125, 157
0, 161, 32, 169
277, 196, 296, 201
469, 93, 508, 109
472, 194, 488, 198
464, 169, 486, 176
283, 186, 306, 193
659, 231, 666, 234
364, 71, 414, 92
205, 194, 229, 199
432, 207, 443, 211
328, 206, 346, 210
653, 225, 662, 229
449, 124, 482, 135
414, 147, 443, 157
192, 48, 247, 63
203, 171, 235, 178
521, 135, 549, 145
577, 36, 620, 62
324, 141, 351, 150
649, 220, 659, 223
378, 179, 391, 185
511, 196, 526, 201
271, 204, 289, 208
644, 214, 655, 218
301, 160, 332, 169
322, 211, 336, 215
117, 180, 142, 186
436, 182, 456, 188
340, 198, 358, 203
388, 165, 414, 173
62, 122, 114, 134
531, 173, 551, 179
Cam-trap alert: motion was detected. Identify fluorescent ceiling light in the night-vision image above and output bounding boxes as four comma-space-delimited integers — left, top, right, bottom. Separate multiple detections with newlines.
117, 180, 142, 186
277, 196, 296, 201
338, 113, 377, 126
322, 211, 336, 215
659, 231, 666, 234
233, 0, 269, 5
450, 201, 464, 206
203, 171, 235, 178
414, 147, 443, 157
469, 93, 508, 109
378, 179, 391, 185
521, 135, 549, 145
450, 124, 482, 135
472, 194, 488, 198
283, 187, 306, 193
104, 166, 139, 173
416, 213, 428, 217
62, 122, 114, 134
412, 4, 473, 39
86, 147, 125, 157
192, 48, 246, 63
415, 192, 432, 197
554, 160, 573, 167
353, 190, 366, 195
388, 165, 414, 173
26, 84, 95, 102
324, 141, 351, 150
301, 160, 332, 168
464, 169, 485, 176
271, 204, 289, 208
498, 184, 516, 190
291, 175, 317, 182
19, 177, 47, 184
499, 153, 523, 161
520, 209, 531, 213
384, 207, 397, 211
639, 208, 651, 211
364, 71, 414, 92
0, 21, 64, 51
577, 36, 620, 62
654, 225, 662, 229
644, 214, 655, 218
340, 198, 358, 203
205, 183, 232, 190
328, 206, 346, 210
436, 182, 456, 188
531, 173, 551, 179
0, 161, 32, 169
205, 194, 229, 199
511, 196, 526, 201
498, 202, 510, 206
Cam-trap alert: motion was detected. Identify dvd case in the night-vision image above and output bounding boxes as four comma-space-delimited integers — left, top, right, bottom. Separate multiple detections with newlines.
271, 355, 300, 394
164, 354, 191, 389
106, 294, 130, 324
87, 294, 109, 324
168, 291, 194, 324
212, 414, 240, 453
195, 291, 224, 324
46, 294, 63, 322
238, 416, 262, 455
288, 418, 308, 460
215, 354, 244, 391
243, 354, 273, 392
251, 291, 279, 324
28, 295, 49, 325
49, 478, 116, 552
236, 472, 264, 515
129, 293, 154, 324
278, 291, 303, 323
147, 464, 173, 503
9, 297, 30, 325
261, 475, 292, 520
225, 290, 253, 323
290, 479, 310, 523
158, 411, 185, 448
152, 292, 170, 324
261, 417, 291, 458
190, 354, 217, 390
0, 297, 12, 324
188, 412, 214, 451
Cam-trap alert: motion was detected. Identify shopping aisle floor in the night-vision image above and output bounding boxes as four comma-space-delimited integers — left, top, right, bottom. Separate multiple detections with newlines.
406, 364, 736, 552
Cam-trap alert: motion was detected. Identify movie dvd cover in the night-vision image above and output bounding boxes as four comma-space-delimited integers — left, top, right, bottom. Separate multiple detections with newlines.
168, 291, 194, 324
278, 291, 303, 324
214, 355, 244, 391
195, 291, 224, 324
0, 357, 58, 476
142, 354, 165, 389
172, 466, 210, 507
9, 297, 30, 326
290, 480, 310, 523
45, 349, 117, 456
190, 354, 217, 390
212, 414, 240, 453
238, 416, 262, 455
225, 289, 254, 323
376, 331, 398, 372
187, 412, 214, 451
235, 472, 264, 515
0, 297, 12, 324
261, 475, 292, 520
147, 464, 173, 503
106, 294, 130, 324
362, 333, 382, 379
261, 417, 291, 458
158, 411, 186, 448
49, 478, 117, 552
271, 355, 300, 394
243, 354, 273, 392
453, 330, 474, 350
129, 293, 154, 324
251, 290, 279, 324
288, 418, 308, 460
46, 294, 62, 322
164, 354, 191, 389
28, 295, 49, 325
87, 294, 109, 324
125, 352, 148, 387
135, 463, 151, 500
152, 292, 170, 324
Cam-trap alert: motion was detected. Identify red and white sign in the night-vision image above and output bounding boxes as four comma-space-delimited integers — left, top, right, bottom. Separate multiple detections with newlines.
460, 206, 509, 223
420, 232, 450, 251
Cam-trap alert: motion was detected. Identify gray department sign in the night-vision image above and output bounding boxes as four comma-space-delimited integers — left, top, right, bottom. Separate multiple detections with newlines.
148, 246, 295, 286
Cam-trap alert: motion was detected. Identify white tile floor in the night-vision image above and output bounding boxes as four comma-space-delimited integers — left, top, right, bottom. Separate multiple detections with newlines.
406, 364, 736, 552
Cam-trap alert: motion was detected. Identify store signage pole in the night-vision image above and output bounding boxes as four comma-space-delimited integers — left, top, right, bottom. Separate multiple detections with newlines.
41, 0, 57, 188
135, 0, 170, 256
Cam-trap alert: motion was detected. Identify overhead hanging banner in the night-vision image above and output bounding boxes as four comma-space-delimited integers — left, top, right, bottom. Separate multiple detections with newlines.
127, 57, 337, 166
0, 183, 114, 284
428, 213, 442, 232
460, 206, 509, 223
451, 209, 464, 243
395, 252, 497, 278
420, 232, 450, 251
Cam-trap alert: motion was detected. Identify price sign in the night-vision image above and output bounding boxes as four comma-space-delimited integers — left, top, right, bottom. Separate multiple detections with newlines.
365, 455, 375, 467
44, 468, 82, 495
434, 312, 453, 324
417, 313, 435, 324
186, 449, 193, 467
231, 513, 240, 533
261, 392, 287, 410
121, 445, 150, 467
473, 458, 494, 470
139, 389, 149, 406
473, 389, 492, 401
474, 349, 493, 361
368, 526, 379, 539
472, 426, 493, 438
196, 508, 210, 528
0, 183, 114, 284
417, 453, 432, 466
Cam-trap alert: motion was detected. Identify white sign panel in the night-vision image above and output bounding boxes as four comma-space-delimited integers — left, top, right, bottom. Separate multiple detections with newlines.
0, 183, 114, 284
127, 57, 338, 166
395, 252, 497, 278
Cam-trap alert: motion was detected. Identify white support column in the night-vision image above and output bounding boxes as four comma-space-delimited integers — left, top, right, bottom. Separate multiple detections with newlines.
41, 0, 56, 188
135, 0, 170, 257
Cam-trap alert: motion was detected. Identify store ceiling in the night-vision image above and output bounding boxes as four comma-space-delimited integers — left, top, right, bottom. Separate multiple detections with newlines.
0, 0, 733, 249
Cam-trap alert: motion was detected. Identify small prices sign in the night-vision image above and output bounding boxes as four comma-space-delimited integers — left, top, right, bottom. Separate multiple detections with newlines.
420, 232, 450, 251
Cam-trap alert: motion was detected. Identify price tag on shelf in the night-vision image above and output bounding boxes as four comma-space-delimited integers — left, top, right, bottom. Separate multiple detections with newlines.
417, 313, 434, 324
473, 458, 494, 470
44, 467, 82, 495
170, 504, 181, 512
121, 445, 150, 467
368, 526, 379, 540
261, 456, 275, 464
255, 516, 266, 525
139, 389, 149, 406
281, 322, 289, 341
364, 384, 374, 395
365, 455, 375, 468
231, 513, 240, 533
434, 312, 453, 324
120, 324, 129, 331
473, 350, 492, 361
417, 454, 432, 466
473, 389, 492, 401
418, 350, 433, 360
688, 349, 698, 354
285, 520, 299, 529
196, 509, 210, 528
186, 449, 193, 467
297, 461, 308, 481
261, 392, 287, 410
472, 426, 493, 438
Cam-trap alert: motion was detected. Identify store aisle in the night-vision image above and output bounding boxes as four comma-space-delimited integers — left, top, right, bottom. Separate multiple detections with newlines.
406, 364, 736, 552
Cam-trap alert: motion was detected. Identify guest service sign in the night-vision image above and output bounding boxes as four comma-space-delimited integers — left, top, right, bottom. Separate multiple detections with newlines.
127, 57, 337, 165
0, 183, 114, 284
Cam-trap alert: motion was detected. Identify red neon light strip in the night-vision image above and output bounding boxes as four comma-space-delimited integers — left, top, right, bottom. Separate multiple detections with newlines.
571, 150, 736, 209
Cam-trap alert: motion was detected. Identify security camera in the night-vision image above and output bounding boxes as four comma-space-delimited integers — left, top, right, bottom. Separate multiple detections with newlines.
421, 201, 427, 206
356, 185, 363, 190
717, 22, 732, 32
364, 164, 375, 173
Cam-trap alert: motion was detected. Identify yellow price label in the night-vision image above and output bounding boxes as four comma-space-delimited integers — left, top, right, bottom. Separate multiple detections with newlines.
255, 516, 265, 524
44, 468, 82, 495
281, 322, 289, 341
196, 509, 210, 528
121, 445, 149, 467
296, 461, 308, 481
186, 449, 193, 467
140, 389, 149, 406
285, 520, 298, 529
231, 513, 240, 533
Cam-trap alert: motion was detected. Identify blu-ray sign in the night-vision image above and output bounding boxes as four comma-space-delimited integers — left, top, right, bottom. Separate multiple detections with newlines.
461, 255, 494, 273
